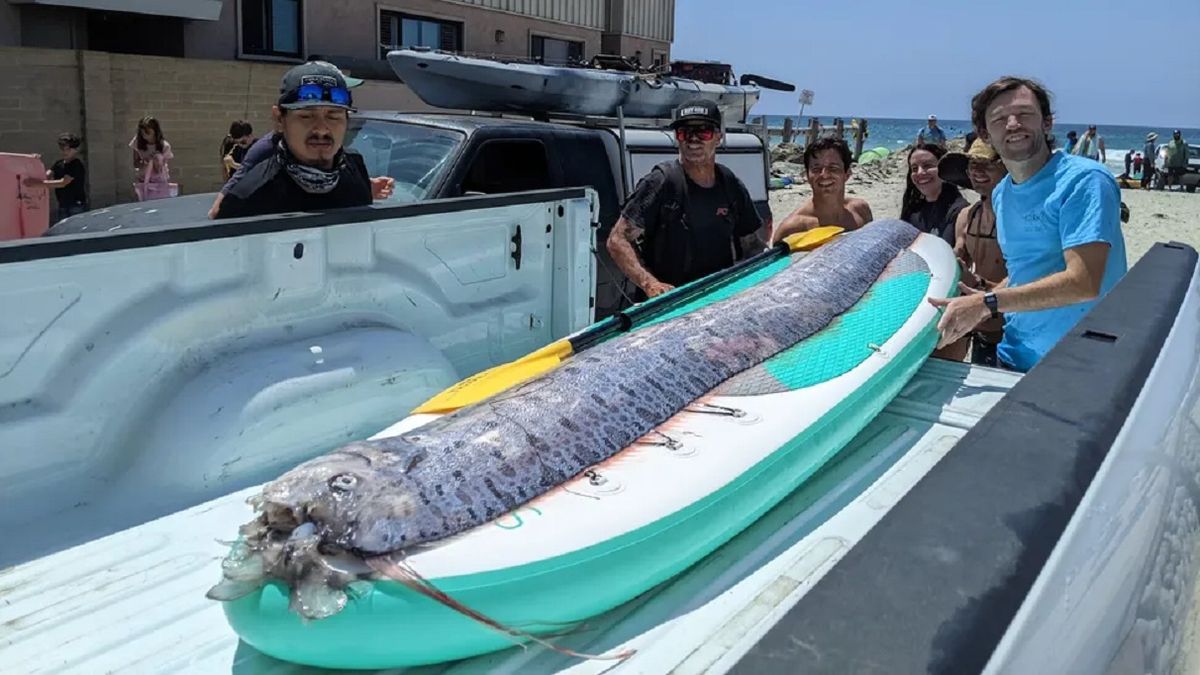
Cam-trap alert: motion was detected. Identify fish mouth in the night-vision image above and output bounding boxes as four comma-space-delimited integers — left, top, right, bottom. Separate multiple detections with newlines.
206, 484, 379, 620
260, 498, 306, 534
207, 510, 376, 620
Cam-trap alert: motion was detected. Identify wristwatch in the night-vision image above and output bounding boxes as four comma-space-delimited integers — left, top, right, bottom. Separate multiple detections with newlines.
983, 292, 999, 319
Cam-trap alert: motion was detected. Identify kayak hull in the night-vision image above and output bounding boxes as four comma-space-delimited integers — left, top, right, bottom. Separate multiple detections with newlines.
385, 49, 761, 123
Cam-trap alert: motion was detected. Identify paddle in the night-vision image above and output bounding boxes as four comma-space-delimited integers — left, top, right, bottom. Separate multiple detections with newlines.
411, 226, 845, 414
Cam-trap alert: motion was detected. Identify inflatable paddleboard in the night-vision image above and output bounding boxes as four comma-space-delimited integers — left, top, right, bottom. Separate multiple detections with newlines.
223, 225, 958, 669
0, 153, 50, 241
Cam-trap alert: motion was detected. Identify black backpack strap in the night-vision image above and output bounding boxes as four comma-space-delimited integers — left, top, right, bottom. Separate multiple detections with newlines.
641, 160, 692, 282
715, 163, 746, 259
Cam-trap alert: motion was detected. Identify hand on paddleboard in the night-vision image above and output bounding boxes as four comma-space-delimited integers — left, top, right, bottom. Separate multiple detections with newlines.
928, 283, 989, 349
644, 280, 675, 298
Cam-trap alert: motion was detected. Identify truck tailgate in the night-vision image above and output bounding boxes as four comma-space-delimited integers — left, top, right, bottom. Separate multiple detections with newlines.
0, 359, 1019, 674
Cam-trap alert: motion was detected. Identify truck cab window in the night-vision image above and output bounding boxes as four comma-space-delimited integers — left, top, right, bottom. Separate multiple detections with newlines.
345, 119, 463, 203
461, 140, 552, 195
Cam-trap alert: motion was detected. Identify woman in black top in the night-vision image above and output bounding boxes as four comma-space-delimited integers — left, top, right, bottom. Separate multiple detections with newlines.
900, 143, 968, 247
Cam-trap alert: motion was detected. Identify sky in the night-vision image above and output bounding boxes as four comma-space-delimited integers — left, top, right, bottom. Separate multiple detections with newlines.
671, 0, 1200, 128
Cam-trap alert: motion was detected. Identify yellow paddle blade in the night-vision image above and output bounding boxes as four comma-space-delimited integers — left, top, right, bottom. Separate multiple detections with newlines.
782, 225, 844, 252
411, 339, 574, 415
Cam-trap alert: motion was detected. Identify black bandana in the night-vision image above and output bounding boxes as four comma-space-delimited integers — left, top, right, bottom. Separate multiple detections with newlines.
277, 138, 345, 194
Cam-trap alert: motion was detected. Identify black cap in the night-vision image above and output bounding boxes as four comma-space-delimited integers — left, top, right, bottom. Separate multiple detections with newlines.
670, 98, 722, 129
278, 60, 356, 111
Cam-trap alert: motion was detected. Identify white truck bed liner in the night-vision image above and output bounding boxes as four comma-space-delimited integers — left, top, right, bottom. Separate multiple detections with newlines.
0, 359, 1019, 675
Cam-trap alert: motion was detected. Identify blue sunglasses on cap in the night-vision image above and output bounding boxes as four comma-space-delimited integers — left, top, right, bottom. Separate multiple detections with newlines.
293, 83, 352, 107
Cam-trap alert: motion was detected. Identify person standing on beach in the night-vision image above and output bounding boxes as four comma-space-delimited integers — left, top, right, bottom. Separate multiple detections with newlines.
770, 138, 873, 242
1142, 132, 1158, 189
1063, 130, 1078, 154
1072, 124, 1106, 164
607, 98, 765, 300
935, 139, 1009, 365
930, 76, 1127, 373
917, 115, 947, 148
1164, 129, 1189, 191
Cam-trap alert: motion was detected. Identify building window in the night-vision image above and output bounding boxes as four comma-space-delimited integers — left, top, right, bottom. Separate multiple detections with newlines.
531, 36, 584, 66
241, 0, 303, 59
380, 11, 463, 58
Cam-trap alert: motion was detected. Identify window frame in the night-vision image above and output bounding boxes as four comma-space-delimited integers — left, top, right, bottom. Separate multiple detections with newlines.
377, 7, 465, 59
237, 0, 306, 63
529, 32, 585, 66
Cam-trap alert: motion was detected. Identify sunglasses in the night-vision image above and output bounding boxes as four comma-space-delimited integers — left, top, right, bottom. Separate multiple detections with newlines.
675, 126, 717, 142
294, 83, 352, 107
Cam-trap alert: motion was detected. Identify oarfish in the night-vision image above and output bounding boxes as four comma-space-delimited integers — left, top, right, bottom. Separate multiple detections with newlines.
207, 219, 920, 622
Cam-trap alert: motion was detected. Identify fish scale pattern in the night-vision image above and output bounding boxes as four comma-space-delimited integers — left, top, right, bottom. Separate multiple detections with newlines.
714, 254, 931, 396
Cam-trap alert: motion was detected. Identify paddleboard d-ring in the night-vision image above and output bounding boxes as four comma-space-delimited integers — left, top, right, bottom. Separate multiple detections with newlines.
688, 400, 762, 426
685, 402, 747, 418
565, 468, 624, 499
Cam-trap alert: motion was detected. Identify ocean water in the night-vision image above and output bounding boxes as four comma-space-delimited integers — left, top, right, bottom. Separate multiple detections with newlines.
760, 115, 1200, 175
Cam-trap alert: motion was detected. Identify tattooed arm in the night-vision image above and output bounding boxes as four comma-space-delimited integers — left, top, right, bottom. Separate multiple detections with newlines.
606, 216, 674, 298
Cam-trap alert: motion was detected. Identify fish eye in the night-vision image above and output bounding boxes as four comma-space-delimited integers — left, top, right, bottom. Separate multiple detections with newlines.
329, 473, 358, 492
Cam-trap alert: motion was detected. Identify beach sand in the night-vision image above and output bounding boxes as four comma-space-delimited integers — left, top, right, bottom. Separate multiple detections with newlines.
767, 148, 1200, 265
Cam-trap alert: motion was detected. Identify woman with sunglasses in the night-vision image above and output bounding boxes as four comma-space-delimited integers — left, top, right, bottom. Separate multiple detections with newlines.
213, 61, 390, 220
607, 98, 765, 301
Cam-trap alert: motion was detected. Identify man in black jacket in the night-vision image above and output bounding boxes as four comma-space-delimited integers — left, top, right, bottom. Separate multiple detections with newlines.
606, 98, 765, 300
215, 61, 388, 219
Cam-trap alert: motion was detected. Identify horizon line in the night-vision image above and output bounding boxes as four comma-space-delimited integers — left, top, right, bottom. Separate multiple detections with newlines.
752, 112, 1198, 130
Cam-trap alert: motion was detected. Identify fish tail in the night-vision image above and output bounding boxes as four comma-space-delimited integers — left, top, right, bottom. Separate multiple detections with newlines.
367, 555, 635, 662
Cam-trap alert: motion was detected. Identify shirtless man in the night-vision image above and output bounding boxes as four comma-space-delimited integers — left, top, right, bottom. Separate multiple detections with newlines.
770, 138, 873, 243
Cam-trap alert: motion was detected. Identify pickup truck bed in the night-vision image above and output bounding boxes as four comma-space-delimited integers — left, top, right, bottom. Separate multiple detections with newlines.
0, 358, 1020, 675
3, 187, 1198, 673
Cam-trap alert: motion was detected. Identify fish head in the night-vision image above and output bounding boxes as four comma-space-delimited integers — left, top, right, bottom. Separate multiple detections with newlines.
256, 441, 425, 555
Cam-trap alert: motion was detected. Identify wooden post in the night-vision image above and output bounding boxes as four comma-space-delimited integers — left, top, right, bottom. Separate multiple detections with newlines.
781, 117, 794, 144
852, 118, 865, 161
806, 118, 819, 147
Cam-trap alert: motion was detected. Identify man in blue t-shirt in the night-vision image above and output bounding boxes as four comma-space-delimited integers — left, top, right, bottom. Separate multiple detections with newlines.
930, 77, 1127, 372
